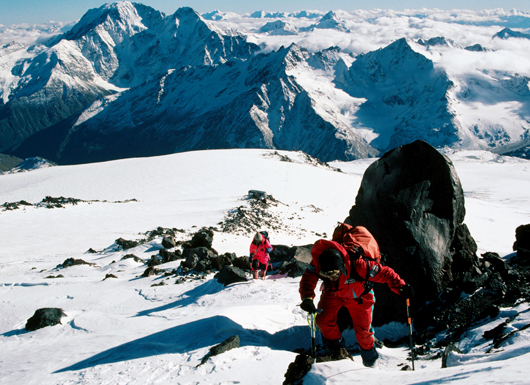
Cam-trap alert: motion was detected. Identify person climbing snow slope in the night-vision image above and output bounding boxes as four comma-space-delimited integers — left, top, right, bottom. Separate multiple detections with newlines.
250, 231, 273, 280
299, 224, 413, 367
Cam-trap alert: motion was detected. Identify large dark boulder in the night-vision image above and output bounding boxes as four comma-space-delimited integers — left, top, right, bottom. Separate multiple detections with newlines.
26, 308, 67, 331
346, 140, 478, 326
513, 224, 530, 260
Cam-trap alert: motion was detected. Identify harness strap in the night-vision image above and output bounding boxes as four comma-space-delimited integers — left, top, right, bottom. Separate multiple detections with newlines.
348, 248, 374, 304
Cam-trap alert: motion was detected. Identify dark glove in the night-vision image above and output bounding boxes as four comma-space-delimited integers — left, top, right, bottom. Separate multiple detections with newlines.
400, 284, 415, 299
300, 298, 317, 314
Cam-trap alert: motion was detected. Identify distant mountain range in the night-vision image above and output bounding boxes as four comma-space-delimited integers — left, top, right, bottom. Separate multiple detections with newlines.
1, 2, 530, 164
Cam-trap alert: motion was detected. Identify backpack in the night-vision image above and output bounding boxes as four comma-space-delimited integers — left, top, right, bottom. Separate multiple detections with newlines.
332, 223, 382, 303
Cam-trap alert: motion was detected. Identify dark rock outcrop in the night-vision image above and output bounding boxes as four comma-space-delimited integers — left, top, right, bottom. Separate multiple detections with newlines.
121, 254, 144, 263
26, 308, 67, 331
346, 140, 478, 326
115, 237, 141, 250
56, 258, 95, 269
513, 224, 530, 259
214, 266, 248, 286
181, 247, 218, 271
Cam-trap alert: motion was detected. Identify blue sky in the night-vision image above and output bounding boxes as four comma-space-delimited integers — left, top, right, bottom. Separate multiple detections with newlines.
1, 0, 530, 25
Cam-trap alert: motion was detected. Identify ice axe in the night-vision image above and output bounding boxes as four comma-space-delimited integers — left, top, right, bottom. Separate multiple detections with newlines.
309, 309, 323, 361
406, 298, 415, 371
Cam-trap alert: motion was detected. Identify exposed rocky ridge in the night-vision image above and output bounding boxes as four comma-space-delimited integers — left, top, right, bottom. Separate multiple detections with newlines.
335, 38, 458, 151
1, 196, 137, 212
14, 43, 376, 164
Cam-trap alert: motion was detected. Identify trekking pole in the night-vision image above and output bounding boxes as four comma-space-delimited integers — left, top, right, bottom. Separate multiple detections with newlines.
406, 298, 415, 371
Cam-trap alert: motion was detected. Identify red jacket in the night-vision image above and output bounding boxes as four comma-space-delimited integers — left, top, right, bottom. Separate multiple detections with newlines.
299, 239, 405, 301
250, 238, 272, 264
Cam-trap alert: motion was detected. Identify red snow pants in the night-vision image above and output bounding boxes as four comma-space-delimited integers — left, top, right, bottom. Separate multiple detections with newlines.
316, 291, 375, 350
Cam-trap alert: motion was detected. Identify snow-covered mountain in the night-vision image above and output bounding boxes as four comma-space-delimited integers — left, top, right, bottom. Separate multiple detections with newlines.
1, 3, 530, 164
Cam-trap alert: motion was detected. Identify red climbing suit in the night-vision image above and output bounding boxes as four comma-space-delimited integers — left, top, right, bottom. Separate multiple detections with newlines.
299, 238, 406, 350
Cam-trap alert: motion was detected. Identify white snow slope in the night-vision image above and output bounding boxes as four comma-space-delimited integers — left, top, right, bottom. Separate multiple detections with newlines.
1, 148, 530, 384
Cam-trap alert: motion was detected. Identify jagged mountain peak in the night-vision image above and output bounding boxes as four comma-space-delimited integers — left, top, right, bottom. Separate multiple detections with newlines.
493, 27, 530, 39
359, 38, 431, 73
171, 6, 221, 35
311, 11, 349, 32
320, 11, 339, 21
63, 2, 158, 41
276, 43, 310, 70
259, 20, 298, 36
417, 36, 460, 48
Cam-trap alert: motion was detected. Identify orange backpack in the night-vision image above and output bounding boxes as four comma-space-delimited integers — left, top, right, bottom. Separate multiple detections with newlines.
332, 223, 382, 264
332, 223, 383, 302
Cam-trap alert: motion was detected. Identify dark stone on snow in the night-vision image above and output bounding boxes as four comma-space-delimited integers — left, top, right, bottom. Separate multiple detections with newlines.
483, 322, 507, 341
283, 353, 313, 385
45, 274, 64, 279
197, 335, 241, 367
159, 248, 181, 263
56, 258, 95, 269
203, 335, 239, 366
513, 224, 530, 259
103, 273, 118, 280
121, 254, 144, 263
345, 140, 478, 326
214, 266, 248, 286
142, 266, 162, 277
161, 236, 176, 249
147, 255, 164, 267
26, 308, 67, 331
115, 237, 140, 250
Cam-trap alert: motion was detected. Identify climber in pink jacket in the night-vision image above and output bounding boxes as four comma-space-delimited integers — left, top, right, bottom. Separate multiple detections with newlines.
249, 232, 273, 280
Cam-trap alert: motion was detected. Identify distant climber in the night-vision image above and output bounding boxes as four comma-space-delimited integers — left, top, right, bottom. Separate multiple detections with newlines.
299, 224, 413, 367
249, 231, 273, 280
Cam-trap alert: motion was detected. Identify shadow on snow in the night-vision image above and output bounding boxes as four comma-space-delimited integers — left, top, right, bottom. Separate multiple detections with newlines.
54, 315, 307, 373
133, 279, 225, 317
